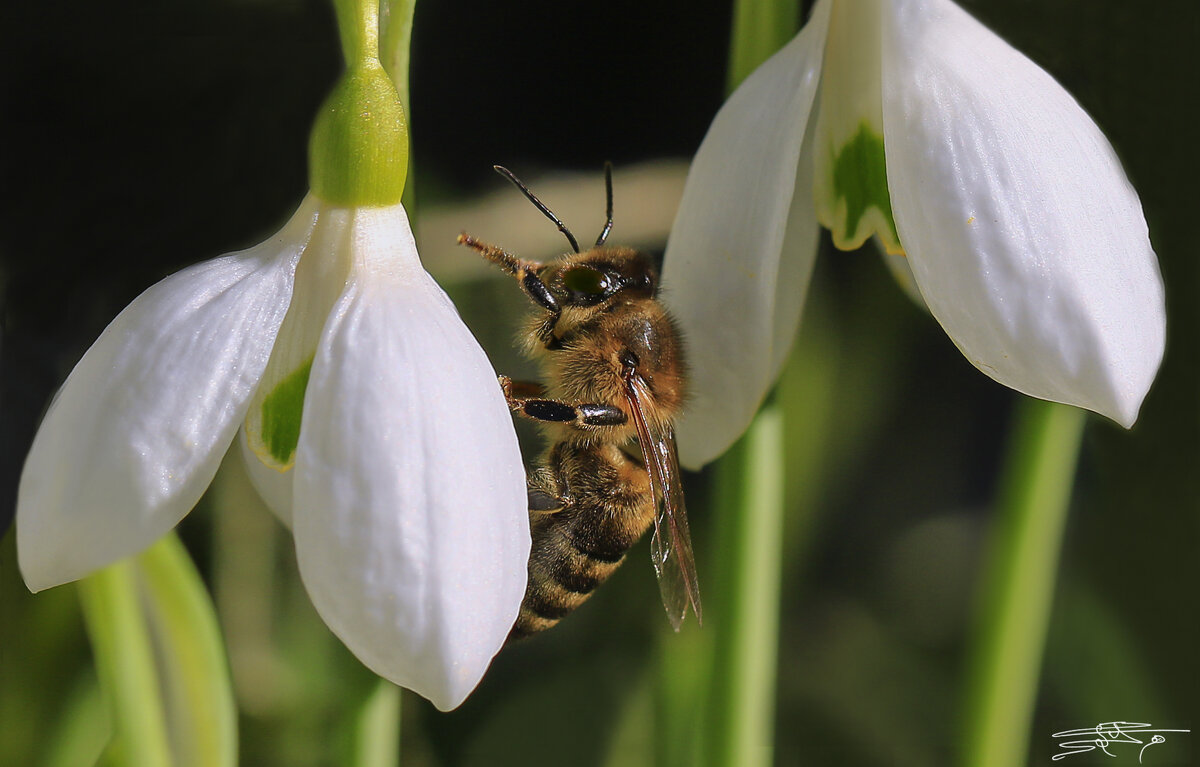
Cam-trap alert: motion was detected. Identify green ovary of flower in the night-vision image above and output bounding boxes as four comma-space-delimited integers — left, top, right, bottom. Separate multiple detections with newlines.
309, 62, 409, 207
260, 357, 314, 465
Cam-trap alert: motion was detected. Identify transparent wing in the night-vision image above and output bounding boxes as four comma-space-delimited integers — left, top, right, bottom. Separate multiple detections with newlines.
624, 372, 702, 630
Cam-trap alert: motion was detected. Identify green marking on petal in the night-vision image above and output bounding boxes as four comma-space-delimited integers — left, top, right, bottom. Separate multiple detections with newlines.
830, 123, 900, 252
260, 357, 314, 466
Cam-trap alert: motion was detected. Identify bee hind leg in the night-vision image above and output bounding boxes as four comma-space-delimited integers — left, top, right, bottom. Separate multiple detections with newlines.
501, 377, 624, 427
499, 376, 546, 402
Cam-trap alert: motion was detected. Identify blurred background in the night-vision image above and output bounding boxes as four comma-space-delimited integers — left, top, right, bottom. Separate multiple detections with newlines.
1, 0, 1196, 764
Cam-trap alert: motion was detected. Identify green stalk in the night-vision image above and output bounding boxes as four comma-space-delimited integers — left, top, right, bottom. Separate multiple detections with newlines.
655, 625, 709, 767
352, 682, 402, 767
381, 0, 416, 125
78, 563, 172, 767
962, 400, 1087, 767
684, 3, 801, 764
704, 403, 786, 767
727, 0, 801, 90
381, 0, 419, 215
78, 533, 238, 767
310, 0, 409, 206
138, 534, 238, 767
332, 0, 380, 67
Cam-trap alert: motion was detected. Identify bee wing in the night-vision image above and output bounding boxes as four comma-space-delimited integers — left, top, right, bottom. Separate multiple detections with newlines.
624, 372, 702, 630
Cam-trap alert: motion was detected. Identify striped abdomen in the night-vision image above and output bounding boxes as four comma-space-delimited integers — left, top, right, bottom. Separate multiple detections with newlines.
509, 441, 655, 640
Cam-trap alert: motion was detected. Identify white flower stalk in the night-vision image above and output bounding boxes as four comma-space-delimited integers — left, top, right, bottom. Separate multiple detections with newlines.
663, 0, 1166, 468
17, 9, 529, 711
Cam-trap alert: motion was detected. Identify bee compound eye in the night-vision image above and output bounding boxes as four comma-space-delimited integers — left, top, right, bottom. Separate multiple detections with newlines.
563, 266, 610, 298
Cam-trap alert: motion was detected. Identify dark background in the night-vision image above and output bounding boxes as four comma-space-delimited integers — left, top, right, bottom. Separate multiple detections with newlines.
2, 1, 1196, 765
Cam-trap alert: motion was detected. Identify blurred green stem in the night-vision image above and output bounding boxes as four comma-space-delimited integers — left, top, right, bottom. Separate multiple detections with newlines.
681, 3, 801, 766
381, 0, 418, 213
79, 532, 237, 767
963, 400, 1087, 767
727, 0, 801, 89
704, 403, 786, 767
381, 0, 416, 120
79, 562, 172, 767
353, 682, 401, 767
331, 0, 380, 66
138, 534, 238, 767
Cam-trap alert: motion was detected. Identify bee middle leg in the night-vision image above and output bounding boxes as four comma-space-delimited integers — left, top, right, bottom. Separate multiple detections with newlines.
527, 466, 570, 513
500, 377, 626, 428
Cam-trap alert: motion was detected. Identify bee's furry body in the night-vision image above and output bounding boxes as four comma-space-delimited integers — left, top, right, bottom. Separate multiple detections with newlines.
510, 247, 686, 638
459, 169, 696, 640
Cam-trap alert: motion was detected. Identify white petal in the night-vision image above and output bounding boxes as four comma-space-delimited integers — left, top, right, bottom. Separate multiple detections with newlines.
881, 0, 1165, 426
239, 426, 294, 527
244, 202, 356, 471
813, 0, 902, 252
879, 247, 928, 311
17, 198, 319, 591
662, 0, 830, 469
292, 204, 528, 711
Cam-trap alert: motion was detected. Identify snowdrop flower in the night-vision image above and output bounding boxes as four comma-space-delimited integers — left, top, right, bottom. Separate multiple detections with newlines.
17, 7, 528, 711
663, 0, 1166, 468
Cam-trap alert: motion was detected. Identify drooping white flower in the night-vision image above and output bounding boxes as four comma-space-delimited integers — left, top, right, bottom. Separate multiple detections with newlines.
17, 195, 529, 711
17, 42, 530, 709
663, 0, 1166, 469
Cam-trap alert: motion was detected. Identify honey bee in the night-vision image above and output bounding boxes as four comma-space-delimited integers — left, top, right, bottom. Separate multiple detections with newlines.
458, 164, 702, 639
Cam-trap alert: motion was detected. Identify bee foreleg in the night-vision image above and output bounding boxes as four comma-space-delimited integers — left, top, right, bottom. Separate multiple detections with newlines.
456, 233, 559, 313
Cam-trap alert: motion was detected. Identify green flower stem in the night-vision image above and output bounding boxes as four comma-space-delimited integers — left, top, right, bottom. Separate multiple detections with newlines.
381, 0, 418, 213
727, 0, 801, 90
78, 563, 172, 767
704, 403, 785, 767
680, 3, 800, 764
137, 534, 238, 767
655, 627, 708, 767
381, 0, 416, 124
332, 0, 380, 66
310, 0, 409, 206
963, 400, 1087, 767
78, 533, 237, 767
352, 681, 402, 767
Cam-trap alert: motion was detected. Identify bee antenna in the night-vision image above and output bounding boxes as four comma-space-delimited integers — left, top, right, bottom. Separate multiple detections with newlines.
595, 161, 614, 247
494, 165, 581, 254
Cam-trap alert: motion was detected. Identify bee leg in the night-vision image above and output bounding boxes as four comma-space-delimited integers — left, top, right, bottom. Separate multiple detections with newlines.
528, 466, 570, 514
499, 378, 627, 427
499, 376, 547, 404
519, 399, 627, 428
457, 233, 560, 313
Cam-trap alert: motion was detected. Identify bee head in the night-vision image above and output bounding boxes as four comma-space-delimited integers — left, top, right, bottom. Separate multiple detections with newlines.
542, 247, 657, 309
